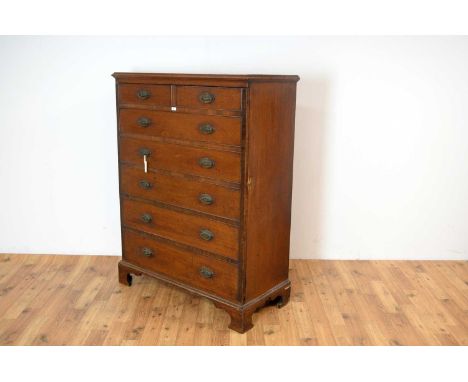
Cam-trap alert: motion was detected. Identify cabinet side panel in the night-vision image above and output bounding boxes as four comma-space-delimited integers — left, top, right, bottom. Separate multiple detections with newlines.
244, 81, 297, 300
115, 81, 125, 260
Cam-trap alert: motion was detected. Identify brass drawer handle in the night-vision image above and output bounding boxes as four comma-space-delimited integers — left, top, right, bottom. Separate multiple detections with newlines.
139, 148, 151, 157
199, 193, 214, 205
198, 91, 215, 104
137, 117, 152, 128
136, 89, 151, 100
199, 266, 215, 279
199, 123, 215, 135
139, 180, 152, 189
140, 213, 152, 223
199, 228, 214, 241
198, 157, 215, 169
141, 247, 153, 257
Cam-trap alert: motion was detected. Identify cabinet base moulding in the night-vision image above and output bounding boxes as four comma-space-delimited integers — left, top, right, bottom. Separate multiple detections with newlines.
118, 260, 291, 334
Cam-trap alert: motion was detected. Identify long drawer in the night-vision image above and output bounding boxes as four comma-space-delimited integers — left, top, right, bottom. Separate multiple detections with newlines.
119, 109, 242, 146
119, 136, 241, 183
121, 198, 239, 260
122, 229, 238, 301
120, 165, 241, 220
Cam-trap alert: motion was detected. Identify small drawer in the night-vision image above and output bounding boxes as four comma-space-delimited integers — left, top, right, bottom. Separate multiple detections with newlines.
118, 84, 171, 106
120, 165, 241, 220
119, 136, 241, 183
191, 253, 238, 301
119, 109, 242, 146
122, 198, 239, 260
122, 229, 192, 284
176, 86, 242, 111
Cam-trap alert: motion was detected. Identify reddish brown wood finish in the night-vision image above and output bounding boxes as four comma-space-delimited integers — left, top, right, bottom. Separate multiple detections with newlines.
176, 86, 242, 111
113, 72, 299, 87
122, 229, 193, 283
191, 252, 239, 301
118, 84, 171, 106
114, 73, 299, 333
122, 229, 239, 301
243, 81, 297, 300
119, 136, 241, 183
119, 108, 242, 146
120, 164, 241, 220
121, 198, 239, 260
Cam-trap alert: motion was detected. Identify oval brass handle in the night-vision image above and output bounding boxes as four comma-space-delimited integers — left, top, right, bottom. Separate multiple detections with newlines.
141, 247, 153, 257
199, 266, 215, 279
199, 229, 214, 241
139, 180, 152, 189
198, 91, 215, 104
198, 157, 215, 169
137, 117, 152, 128
199, 123, 215, 135
136, 89, 151, 100
139, 148, 151, 157
140, 213, 152, 223
199, 193, 214, 205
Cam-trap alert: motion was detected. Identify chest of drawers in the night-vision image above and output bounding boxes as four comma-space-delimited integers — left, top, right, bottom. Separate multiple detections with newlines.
114, 73, 299, 333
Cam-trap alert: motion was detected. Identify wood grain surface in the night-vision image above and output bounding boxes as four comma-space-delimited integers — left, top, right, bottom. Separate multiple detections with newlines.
119, 136, 241, 183
121, 198, 239, 260
119, 108, 242, 146
176, 86, 242, 111
0, 254, 466, 345
120, 164, 241, 221
118, 84, 172, 107
243, 81, 297, 300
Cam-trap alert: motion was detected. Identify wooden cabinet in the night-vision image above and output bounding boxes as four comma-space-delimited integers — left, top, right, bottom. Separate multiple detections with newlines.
114, 73, 299, 333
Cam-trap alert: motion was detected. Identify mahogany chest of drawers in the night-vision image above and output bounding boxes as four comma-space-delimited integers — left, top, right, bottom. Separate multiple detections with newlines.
114, 73, 299, 333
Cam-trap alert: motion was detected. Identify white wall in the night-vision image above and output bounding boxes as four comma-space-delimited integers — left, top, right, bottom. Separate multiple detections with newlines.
0, 36, 467, 260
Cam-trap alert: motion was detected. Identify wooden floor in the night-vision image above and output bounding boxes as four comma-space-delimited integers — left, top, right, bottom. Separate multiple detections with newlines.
0, 254, 466, 345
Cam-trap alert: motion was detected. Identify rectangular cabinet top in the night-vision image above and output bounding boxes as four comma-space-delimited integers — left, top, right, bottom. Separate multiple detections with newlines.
112, 72, 300, 87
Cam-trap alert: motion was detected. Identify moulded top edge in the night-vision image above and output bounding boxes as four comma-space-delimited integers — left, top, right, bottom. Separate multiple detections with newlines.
111, 72, 300, 83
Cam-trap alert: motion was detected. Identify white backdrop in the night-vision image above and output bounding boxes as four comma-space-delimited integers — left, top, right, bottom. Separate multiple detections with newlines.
0, 36, 467, 259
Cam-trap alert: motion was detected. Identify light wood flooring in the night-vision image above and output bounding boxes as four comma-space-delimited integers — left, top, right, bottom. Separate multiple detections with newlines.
0, 254, 466, 345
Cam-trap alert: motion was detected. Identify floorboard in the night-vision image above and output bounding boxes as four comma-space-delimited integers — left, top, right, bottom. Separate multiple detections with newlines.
0, 254, 466, 345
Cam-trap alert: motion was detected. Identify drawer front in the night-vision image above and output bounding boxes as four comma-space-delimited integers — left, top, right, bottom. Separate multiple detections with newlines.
191, 252, 238, 301
176, 86, 242, 111
122, 198, 239, 260
119, 136, 241, 183
122, 229, 192, 284
122, 229, 239, 301
120, 165, 241, 220
119, 109, 242, 146
118, 84, 171, 106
